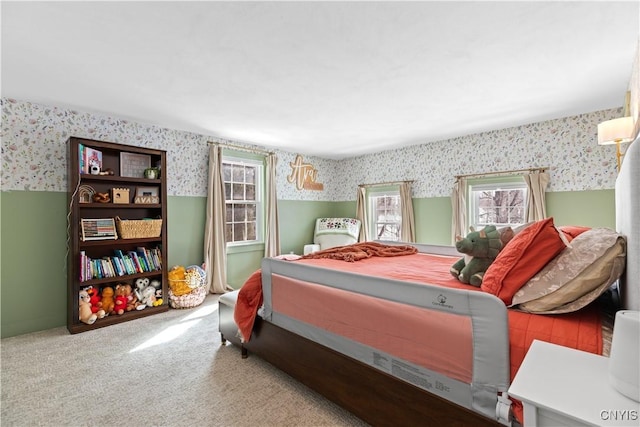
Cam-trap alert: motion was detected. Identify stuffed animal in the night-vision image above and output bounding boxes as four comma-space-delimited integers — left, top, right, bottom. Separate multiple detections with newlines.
122, 283, 138, 312
138, 285, 157, 309
135, 278, 153, 310
79, 290, 98, 325
113, 284, 128, 315
84, 286, 106, 319
100, 286, 115, 315
450, 225, 503, 287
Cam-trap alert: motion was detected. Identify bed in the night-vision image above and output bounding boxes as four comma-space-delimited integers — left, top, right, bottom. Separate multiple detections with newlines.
220, 137, 639, 427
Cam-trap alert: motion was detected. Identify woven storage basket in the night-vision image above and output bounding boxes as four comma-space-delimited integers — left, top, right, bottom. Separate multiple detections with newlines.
115, 217, 162, 239
168, 265, 207, 309
168, 286, 206, 309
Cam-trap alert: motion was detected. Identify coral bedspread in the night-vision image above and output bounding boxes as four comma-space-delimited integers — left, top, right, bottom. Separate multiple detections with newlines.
234, 252, 602, 423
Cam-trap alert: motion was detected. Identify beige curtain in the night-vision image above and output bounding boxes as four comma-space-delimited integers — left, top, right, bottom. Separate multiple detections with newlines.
264, 153, 280, 257
399, 182, 416, 242
451, 177, 467, 244
203, 145, 231, 294
524, 171, 550, 222
355, 186, 369, 242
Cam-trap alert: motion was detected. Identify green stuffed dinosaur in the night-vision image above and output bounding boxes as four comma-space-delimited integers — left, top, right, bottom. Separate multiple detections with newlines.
450, 225, 504, 287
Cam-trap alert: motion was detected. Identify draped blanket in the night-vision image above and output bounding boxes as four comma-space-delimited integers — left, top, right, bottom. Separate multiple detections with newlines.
300, 241, 418, 262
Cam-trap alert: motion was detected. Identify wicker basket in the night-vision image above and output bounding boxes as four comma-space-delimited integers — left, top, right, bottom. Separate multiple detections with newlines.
115, 217, 162, 239
168, 286, 207, 309
167, 265, 207, 308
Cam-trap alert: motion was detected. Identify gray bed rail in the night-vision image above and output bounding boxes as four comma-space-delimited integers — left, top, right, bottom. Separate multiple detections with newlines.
261, 244, 511, 424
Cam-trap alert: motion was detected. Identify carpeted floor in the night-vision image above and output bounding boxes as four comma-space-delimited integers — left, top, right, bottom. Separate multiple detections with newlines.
0, 295, 369, 427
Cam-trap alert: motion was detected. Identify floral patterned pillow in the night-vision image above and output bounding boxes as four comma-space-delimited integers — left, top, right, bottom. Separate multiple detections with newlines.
512, 227, 626, 314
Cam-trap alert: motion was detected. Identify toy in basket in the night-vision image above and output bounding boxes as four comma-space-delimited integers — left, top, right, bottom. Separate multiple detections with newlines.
168, 265, 207, 309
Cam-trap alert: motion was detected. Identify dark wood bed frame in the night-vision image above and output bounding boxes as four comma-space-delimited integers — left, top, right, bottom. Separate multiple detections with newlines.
239, 317, 500, 427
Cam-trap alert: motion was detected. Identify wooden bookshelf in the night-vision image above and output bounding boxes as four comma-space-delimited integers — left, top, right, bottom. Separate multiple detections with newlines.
66, 137, 168, 334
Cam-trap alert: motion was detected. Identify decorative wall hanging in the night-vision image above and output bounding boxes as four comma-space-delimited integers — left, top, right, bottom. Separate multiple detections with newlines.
287, 155, 324, 191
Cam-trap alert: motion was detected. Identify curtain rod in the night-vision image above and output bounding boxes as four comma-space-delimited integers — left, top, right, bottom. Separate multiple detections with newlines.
359, 180, 414, 188
455, 167, 549, 180
207, 140, 273, 156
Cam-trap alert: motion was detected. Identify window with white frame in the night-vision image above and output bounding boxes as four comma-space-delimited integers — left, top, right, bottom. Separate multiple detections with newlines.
468, 178, 527, 229
368, 189, 401, 241
223, 157, 263, 245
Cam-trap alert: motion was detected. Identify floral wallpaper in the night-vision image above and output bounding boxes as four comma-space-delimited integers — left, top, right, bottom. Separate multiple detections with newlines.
0, 97, 625, 202
334, 108, 623, 201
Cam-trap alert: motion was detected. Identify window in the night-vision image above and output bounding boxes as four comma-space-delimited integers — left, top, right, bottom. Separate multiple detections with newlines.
468, 179, 527, 229
368, 189, 401, 241
223, 157, 263, 245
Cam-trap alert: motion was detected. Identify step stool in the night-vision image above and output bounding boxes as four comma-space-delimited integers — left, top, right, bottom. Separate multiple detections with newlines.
218, 289, 247, 358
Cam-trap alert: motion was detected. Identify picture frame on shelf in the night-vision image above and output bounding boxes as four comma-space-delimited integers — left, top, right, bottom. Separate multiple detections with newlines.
134, 186, 160, 204
120, 152, 151, 178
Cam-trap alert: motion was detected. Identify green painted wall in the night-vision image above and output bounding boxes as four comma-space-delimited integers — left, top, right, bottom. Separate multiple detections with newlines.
547, 190, 615, 229
166, 195, 207, 268
0, 189, 617, 337
1, 191, 68, 338
414, 197, 453, 245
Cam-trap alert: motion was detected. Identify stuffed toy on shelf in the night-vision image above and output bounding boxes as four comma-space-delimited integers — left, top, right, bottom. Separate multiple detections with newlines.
79, 290, 98, 325
113, 284, 128, 315
100, 286, 115, 316
85, 285, 106, 319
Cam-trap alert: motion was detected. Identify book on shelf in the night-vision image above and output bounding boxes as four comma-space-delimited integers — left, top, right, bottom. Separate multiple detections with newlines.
79, 144, 104, 174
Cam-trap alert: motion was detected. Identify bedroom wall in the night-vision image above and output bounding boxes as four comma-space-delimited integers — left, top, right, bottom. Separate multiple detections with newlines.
0, 98, 340, 337
0, 98, 624, 337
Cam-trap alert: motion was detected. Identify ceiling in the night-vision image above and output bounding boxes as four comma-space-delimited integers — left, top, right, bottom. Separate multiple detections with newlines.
2, 1, 639, 159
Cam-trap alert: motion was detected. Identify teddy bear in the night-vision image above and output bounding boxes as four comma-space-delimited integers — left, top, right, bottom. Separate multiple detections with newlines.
450, 225, 504, 287
100, 286, 115, 315
122, 283, 138, 312
113, 284, 128, 315
85, 285, 105, 319
79, 289, 98, 325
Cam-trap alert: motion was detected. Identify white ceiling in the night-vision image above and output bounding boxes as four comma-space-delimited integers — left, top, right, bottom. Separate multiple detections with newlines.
2, 1, 639, 159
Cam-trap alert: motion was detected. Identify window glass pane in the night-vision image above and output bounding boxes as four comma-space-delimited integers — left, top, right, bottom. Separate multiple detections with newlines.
247, 222, 256, 240
223, 164, 232, 182
226, 204, 232, 221
225, 224, 233, 242
247, 204, 256, 221
245, 167, 256, 184
246, 184, 256, 201
232, 165, 244, 182
233, 204, 246, 222
224, 183, 231, 200
233, 223, 245, 242
232, 183, 244, 200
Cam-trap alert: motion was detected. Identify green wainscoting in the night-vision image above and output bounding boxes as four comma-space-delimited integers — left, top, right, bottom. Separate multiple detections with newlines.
1, 191, 68, 338
0, 189, 617, 337
413, 197, 453, 245
547, 190, 615, 229
166, 195, 206, 268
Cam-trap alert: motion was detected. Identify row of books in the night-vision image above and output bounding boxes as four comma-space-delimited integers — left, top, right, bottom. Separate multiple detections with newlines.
79, 247, 162, 282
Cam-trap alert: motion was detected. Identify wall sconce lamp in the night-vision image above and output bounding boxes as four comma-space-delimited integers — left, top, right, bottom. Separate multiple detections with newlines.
597, 116, 635, 171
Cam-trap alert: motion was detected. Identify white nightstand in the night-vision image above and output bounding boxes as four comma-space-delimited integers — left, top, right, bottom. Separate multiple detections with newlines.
509, 340, 639, 427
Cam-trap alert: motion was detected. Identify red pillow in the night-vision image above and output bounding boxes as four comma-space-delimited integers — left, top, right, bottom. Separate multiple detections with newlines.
481, 217, 567, 305
559, 225, 591, 242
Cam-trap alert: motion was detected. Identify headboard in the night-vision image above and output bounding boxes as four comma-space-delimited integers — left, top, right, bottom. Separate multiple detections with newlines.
616, 135, 640, 310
